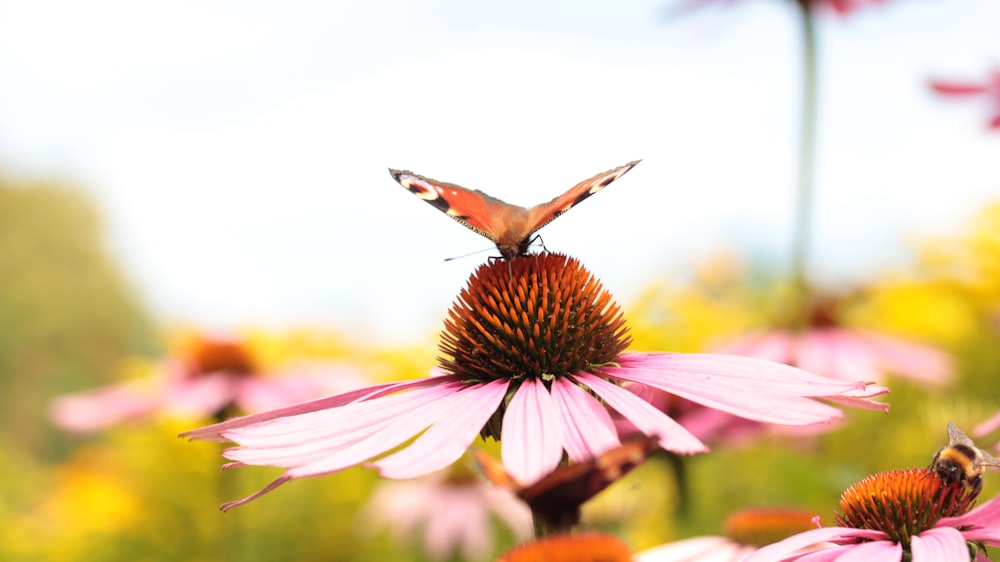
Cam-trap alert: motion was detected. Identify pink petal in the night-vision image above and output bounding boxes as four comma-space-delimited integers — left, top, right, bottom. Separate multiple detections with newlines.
818, 385, 891, 412
714, 331, 793, 363
163, 373, 237, 417
234, 367, 369, 413
930, 80, 991, 96
825, 540, 902, 561
796, 330, 882, 382
220, 475, 292, 511
911, 527, 969, 560
976, 411, 1000, 438
49, 382, 160, 432
181, 377, 450, 441
501, 379, 565, 485
373, 379, 509, 478
604, 354, 864, 425
855, 329, 953, 384
549, 377, 621, 462
574, 372, 707, 454
222, 381, 467, 469
940, 494, 1000, 528
743, 528, 887, 562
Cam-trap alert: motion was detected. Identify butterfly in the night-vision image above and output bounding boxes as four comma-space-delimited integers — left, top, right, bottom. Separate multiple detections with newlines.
475, 436, 659, 530
388, 160, 640, 260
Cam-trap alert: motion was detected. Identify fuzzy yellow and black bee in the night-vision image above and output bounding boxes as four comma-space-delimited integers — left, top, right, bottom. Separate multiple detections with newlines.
929, 422, 1000, 497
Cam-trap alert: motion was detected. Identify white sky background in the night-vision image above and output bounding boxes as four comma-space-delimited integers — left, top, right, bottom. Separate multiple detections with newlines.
0, 0, 997, 343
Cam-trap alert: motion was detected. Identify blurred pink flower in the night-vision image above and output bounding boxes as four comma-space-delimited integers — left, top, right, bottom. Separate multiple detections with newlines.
680, 0, 886, 17
715, 327, 953, 386
635, 507, 821, 562
930, 67, 1000, 130
50, 336, 367, 432
973, 411, 1000, 451
744, 468, 999, 561
183, 255, 888, 510
637, 536, 757, 562
358, 466, 531, 561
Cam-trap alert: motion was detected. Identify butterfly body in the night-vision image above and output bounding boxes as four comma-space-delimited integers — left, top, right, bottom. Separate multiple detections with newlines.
389, 160, 640, 260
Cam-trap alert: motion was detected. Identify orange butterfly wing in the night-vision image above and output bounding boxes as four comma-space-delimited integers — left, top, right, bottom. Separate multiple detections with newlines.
389, 160, 640, 260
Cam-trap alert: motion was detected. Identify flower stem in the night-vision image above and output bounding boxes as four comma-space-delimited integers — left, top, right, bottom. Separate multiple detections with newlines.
790, 0, 819, 327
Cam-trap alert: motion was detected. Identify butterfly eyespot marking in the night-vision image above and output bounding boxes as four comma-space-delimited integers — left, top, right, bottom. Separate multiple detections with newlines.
389, 160, 640, 260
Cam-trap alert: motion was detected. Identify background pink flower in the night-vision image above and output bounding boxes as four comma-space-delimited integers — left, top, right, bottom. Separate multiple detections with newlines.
715, 327, 952, 386
50, 335, 368, 432
357, 466, 531, 561
930, 67, 1000, 130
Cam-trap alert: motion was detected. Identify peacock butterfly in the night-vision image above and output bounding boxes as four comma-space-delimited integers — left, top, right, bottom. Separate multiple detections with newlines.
475, 436, 659, 530
388, 160, 640, 260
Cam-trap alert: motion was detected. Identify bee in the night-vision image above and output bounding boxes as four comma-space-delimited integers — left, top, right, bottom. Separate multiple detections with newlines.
929, 422, 1000, 496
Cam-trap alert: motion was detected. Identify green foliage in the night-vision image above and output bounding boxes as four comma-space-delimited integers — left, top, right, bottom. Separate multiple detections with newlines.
0, 176, 156, 458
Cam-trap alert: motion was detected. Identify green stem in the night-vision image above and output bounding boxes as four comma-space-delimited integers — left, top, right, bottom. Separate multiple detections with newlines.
791, 0, 819, 328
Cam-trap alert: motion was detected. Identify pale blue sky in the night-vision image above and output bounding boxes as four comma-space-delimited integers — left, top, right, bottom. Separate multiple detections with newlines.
0, 0, 997, 342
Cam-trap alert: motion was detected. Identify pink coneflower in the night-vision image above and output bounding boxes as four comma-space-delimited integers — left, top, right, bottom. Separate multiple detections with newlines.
50, 335, 366, 432
358, 462, 531, 561
183, 254, 887, 510
715, 296, 953, 386
636, 507, 819, 562
744, 468, 1000, 561
930, 67, 1000, 130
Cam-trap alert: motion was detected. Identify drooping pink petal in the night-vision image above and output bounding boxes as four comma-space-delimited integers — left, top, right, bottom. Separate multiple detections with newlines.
181, 377, 451, 441
220, 475, 292, 511
910, 527, 969, 560
501, 379, 565, 485
549, 377, 620, 462
614, 353, 865, 395
222, 380, 467, 468
743, 528, 887, 562
373, 379, 509, 478
603, 353, 867, 426
816, 385, 890, 412
574, 372, 706, 454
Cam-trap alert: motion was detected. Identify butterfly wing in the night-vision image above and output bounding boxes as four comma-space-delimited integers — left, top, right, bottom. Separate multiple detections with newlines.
521, 160, 641, 239
390, 159, 640, 260
389, 168, 529, 246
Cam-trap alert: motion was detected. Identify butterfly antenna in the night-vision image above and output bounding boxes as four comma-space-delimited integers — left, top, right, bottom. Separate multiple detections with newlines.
444, 246, 496, 262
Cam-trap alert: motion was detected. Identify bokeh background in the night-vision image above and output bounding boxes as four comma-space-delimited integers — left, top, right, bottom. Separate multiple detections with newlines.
1, 0, 999, 560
